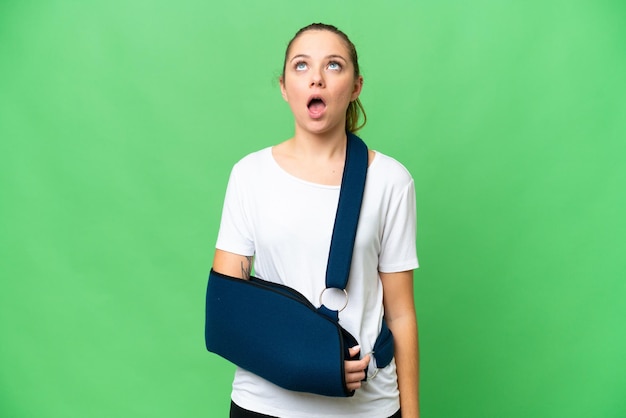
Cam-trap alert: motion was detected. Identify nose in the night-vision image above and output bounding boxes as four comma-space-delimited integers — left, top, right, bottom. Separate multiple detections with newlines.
310, 69, 325, 88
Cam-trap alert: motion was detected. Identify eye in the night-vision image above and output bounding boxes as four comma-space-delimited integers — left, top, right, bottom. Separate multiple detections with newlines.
295, 61, 308, 71
327, 61, 342, 71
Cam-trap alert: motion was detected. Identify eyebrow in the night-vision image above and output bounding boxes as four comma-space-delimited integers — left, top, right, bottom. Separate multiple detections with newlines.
290, 54, 348, 63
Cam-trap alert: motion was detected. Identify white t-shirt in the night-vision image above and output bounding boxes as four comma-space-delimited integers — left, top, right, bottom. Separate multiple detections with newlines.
216, 146, 419, 418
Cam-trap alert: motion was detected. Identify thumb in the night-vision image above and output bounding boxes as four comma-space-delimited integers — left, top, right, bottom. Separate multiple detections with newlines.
348, 345, 361, 359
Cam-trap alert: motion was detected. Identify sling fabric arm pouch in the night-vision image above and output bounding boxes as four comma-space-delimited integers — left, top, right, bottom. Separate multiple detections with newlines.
205, 270, 394, 397
205, 269, 360, 397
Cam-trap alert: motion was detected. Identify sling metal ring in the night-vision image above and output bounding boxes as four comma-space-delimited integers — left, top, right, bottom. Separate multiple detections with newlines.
319, 287, 349, 312
364, 351, 380, 381
366, 368, 380, 381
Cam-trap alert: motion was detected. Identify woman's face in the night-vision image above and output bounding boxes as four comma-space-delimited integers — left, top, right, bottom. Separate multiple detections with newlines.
280, 30, 363, 136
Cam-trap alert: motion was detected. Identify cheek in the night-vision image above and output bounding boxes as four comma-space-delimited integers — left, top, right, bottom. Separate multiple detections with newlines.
336, 79, 358, 101
281, 80, 306, 103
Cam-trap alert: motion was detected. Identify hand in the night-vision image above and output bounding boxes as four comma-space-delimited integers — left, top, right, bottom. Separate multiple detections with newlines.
344, 346, 370, 391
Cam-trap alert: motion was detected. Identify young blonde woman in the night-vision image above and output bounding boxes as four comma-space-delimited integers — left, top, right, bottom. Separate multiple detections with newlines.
212, 23, 419, 418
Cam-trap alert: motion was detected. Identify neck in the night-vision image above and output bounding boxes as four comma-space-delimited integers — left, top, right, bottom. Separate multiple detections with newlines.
290, 125, 349, 161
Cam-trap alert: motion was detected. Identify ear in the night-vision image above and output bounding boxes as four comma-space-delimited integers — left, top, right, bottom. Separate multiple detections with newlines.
350, 75, 363, 101
279, 75, 289, 102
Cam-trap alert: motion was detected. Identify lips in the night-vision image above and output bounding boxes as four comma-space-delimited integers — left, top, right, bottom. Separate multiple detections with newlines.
307, 95, 326, 119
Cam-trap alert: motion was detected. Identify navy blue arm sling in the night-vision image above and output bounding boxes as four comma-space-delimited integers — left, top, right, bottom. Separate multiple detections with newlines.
205, 133, 394, 397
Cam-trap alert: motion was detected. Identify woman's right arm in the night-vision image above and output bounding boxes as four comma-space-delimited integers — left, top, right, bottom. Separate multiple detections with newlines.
213, 249, 254, 280
214, 249, 369, 393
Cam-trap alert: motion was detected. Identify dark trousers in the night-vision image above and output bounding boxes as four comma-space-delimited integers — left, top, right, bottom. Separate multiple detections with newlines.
230, 401, 402, 418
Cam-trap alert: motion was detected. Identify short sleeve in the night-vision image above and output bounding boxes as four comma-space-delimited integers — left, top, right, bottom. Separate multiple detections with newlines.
378, 178, 419, 273
215, 165, 255, 256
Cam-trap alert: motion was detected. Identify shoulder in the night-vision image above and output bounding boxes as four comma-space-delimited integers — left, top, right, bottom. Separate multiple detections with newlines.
230, 147, 273, 177
368, 151, 414, 188
233, 147, 273, 168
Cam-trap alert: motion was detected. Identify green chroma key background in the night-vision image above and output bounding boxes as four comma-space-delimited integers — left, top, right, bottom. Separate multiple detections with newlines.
1, 1, 624, 417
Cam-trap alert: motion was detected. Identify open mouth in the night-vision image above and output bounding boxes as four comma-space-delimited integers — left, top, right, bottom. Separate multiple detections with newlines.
307, 96, 326, 118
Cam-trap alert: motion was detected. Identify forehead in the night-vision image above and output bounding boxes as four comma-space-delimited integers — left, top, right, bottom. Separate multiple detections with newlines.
288, 30, 350, 59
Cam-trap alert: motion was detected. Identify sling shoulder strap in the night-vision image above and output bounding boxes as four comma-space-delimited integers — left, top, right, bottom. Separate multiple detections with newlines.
324, 132, 368, 292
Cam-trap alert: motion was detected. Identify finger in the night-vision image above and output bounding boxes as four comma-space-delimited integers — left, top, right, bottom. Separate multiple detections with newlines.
344, 360, 367, 374
345, 369, 366, 383
345, 368, 366, 391
348, 345, 361, 359
345, 359, 368, 375
345, 355, 370, 372
346, 379, 362, 391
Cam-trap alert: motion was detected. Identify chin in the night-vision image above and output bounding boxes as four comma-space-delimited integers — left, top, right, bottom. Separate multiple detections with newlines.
297, 119, 343, 136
